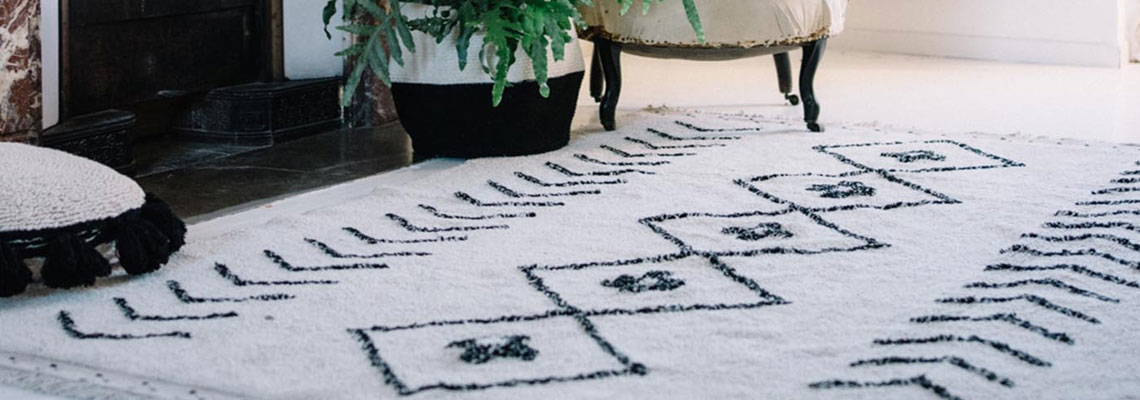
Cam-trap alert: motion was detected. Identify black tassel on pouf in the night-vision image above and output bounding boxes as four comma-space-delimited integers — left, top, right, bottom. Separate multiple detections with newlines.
0, 191, 186, 298
141, 193, 187, 252
0, 243, 32, 297
41, 233, 111, 289
115, 214, 173, 276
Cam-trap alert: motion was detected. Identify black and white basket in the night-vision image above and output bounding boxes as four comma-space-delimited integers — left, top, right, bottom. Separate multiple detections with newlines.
389, 4, 586, 158
0, 143, 186, 297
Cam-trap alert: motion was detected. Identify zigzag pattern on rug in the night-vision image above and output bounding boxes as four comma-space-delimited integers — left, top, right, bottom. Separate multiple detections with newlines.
811, 160, 1140, 400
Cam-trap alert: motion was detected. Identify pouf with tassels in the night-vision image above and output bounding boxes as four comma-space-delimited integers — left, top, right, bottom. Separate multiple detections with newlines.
0, 143, 186, 297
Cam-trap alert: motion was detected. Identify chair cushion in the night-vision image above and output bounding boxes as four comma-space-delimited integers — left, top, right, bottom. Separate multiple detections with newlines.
0, 143, 186, 297
579, 0, 847, 49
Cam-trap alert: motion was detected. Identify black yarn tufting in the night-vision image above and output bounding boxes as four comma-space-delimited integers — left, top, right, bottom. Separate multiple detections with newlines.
985, 263, 1140, 289
167, 280, 294, 303
513, 172, 625, 188
722, 223, 794, 241
0, 243, 31, 297
114, 215, 172, 276
806, 181, 877, 199
664, 123, 746, 138
810, 375, 962, 400
873, 334, 1050, 367
1001, 244, 1140, 269
1074, 199, 1140, 206
1091, 187, 1140, 195
418, 204, 537, 220
263, 250, 389, 272
454, 192, 565, 208
214, 263, 339, 286
58, 311, 191, 340
881, 150, 947, 163
41, 233, 110, 289
849, 356, 1015, 388
487, 181, 601, 198
544, 162, 654, 177
599, 145, 696, 158
114, 297, 238, 321
387, 213, 510, 233
910, 313, 1074, 344
447, 335, 539, 364
574, 154, 669, 167
936, 294, 1100, 324
963, 278, 1119, 303
304, 238, 432, 259
1022, 232, 1140, 254
342, 227, 468, 244
623, 136, 725, 150
140, 193, 187, 252
601, 271, 686, 293
1042, 221, 1140, 232
1053, 209, 1140, 218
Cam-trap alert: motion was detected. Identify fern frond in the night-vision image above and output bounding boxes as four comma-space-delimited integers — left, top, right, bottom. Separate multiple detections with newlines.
330, 0, 705, 107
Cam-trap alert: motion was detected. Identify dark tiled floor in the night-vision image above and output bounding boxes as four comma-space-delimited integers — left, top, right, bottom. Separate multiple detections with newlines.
133, 138, 260, 177
135, 123, 413, 220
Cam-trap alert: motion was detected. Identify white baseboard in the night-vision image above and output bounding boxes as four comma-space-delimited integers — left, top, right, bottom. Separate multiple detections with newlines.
832, 28, 1122, 68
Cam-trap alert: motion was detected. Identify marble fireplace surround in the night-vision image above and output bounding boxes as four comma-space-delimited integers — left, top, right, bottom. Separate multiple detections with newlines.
0, 0, 42, 143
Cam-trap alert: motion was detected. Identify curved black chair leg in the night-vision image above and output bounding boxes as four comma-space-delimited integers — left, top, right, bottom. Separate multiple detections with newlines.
590, 45, 604, 103
773, 53, 799, 106
596, 39, 623, 131
799, 38, 827, 133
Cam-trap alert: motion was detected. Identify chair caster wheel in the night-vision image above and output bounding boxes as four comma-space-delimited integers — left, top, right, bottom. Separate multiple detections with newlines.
785, 94, 800, 106
593, 96, 603, 104
807, 122, 824, 133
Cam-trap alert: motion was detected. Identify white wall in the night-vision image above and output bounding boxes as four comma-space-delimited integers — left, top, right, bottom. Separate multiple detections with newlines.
283, 1, 346, 80
1128, 0, 1140, 62
831, 0, 1126, 67
40, 0, 58, 128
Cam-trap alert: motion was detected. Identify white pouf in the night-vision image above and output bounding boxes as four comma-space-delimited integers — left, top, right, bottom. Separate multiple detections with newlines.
0, 143, 186, 297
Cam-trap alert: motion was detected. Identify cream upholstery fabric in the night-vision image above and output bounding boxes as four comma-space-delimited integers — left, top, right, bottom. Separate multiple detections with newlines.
580, 0, 847, 48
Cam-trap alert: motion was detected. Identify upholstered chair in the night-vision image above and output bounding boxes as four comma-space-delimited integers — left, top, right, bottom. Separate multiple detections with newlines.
579, 0, 848, 132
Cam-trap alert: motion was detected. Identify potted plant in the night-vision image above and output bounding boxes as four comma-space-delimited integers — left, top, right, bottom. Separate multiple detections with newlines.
323, 0, 704, 158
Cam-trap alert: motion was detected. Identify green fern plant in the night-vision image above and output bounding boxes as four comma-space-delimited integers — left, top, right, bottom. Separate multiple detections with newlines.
323, 0, 704, 107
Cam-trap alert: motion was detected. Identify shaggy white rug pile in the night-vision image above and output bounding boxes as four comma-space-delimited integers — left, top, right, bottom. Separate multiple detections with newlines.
2, 110, 1139, 400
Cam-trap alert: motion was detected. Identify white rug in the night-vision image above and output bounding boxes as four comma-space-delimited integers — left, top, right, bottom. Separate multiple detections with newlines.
2, 110, 1140, 400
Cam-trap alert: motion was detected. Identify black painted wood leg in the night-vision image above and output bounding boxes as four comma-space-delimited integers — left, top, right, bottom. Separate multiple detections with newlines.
773, 53, 799, 106
590, 45, 604, 103
596, 38, 623, 131
799, 38, 827, 133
